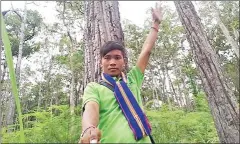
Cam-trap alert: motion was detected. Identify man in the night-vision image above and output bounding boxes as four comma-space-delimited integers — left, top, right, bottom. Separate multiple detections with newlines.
79, 3, 163, 143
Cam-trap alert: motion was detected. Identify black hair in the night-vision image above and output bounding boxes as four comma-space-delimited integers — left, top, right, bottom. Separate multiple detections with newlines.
100, 41, 126, 58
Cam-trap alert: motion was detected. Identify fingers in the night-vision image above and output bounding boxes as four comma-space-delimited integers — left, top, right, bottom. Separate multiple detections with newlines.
157, 2, 165, 18
158, 1, 163, 8
79, 128, 101, 143
96, 128, 101, 141
153, 2, 163, 12
151, 7, 154, 13
90, 128, 101, 142
90, 128, 98, 142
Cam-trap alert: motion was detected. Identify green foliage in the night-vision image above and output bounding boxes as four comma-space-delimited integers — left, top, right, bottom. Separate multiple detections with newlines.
218, 1, 239, 32
2, 103, 219, 143
55, 50, 84, 72
194, 92, 211, 112
3, 9, 43, 58
147, 109, 218, 143
2, 105, 81, 143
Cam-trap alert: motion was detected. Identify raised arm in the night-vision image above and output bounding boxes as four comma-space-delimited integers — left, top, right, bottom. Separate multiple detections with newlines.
136, 3, 164, 73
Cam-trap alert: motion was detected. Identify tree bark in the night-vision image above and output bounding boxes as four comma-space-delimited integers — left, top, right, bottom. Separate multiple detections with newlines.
174, 1, 239, 143
83, 1, 125, 85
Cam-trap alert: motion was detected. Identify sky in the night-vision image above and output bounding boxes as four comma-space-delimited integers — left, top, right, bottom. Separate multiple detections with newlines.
1, 1, 174, 27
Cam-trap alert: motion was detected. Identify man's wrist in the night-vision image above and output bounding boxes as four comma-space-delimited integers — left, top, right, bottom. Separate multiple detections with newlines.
152, 20, 160, 26
81, 125, 96, 137
151, 21, 160, 32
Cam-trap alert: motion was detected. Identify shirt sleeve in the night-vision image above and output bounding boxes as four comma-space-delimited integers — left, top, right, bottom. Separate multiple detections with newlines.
82, 82, 100, 112
127, 65, 144, 88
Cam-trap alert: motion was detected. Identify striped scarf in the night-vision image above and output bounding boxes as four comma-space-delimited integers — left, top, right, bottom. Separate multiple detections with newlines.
101, 72, 152, 140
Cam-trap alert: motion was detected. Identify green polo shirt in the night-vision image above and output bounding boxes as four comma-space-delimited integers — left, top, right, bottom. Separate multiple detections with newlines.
82, 66, 151, 143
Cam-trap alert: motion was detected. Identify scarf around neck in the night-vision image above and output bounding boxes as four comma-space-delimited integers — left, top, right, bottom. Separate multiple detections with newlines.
101, 72, 152, 140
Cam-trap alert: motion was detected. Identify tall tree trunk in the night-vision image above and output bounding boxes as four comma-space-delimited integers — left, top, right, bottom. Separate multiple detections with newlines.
83, 1, 124, 85
174, 1, 239, 143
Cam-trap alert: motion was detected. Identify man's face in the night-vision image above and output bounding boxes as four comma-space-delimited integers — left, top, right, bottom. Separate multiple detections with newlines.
101, 50, 125, 77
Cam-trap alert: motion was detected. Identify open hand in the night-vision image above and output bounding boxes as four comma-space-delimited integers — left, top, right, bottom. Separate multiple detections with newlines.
151, 2, 164, 24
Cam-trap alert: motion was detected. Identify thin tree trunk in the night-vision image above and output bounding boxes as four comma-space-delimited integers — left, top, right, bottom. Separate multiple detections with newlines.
210, 2, 239, 58
66, 33, 75, 115
16, 1, 27, 86
173, 60, 184, 107
162, 65, 172, 110
69, 49, 75, 114
175, 1, 239, 143
176, 83, 183, 107
233, 28, 239, 42
1, 62, 7, 84
156, 67, 163, 103
181, 75, 191, 110
55, 88, 59, 106
37, 85, 42, 112
61, 3, 77, 142
83, 1, 125, 86
150, 67, 158, 109
160, 66, 167, 104
158, 66, 166, 103
62, 2, 76, 115
166, 65, 179, 107
47, 58, 53, 107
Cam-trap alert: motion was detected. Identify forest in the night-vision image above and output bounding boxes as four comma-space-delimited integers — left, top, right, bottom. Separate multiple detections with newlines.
1, 1, 239, 143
